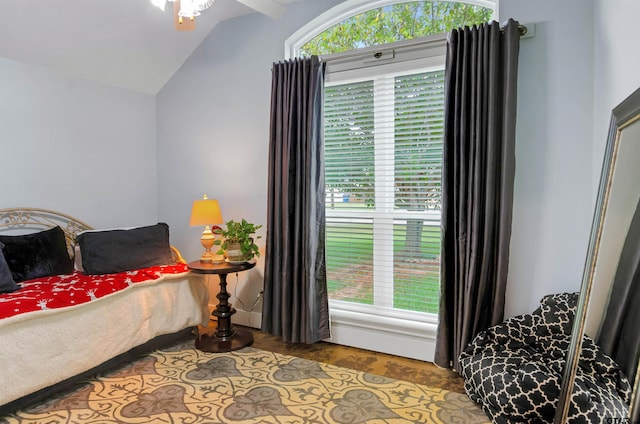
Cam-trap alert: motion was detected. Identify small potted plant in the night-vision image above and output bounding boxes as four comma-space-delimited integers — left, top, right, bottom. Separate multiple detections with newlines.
213, 219, 262, 262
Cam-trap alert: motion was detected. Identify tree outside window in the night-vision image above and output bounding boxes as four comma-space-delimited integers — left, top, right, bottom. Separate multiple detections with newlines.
302, 2, 492, 56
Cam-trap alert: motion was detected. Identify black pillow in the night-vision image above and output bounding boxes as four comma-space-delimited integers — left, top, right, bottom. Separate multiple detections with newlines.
77, 223, 173, 275
0, 226, 73, 283
0, 242, 20, 293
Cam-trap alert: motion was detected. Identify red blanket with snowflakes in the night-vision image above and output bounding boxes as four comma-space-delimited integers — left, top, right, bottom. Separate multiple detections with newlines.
0, 263, 189, 320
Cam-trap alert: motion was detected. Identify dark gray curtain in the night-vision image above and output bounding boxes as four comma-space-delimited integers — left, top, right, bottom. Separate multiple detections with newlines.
597, 197, 640, 381
434, 19, 521, 372
262, 56, 331, 344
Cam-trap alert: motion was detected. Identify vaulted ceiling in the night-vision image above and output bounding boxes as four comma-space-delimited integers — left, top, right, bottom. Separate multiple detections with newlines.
0, 0, 304, 94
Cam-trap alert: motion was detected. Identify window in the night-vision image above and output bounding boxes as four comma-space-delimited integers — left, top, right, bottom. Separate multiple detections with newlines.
324, 67, 444, 315
288, 0, 495, 360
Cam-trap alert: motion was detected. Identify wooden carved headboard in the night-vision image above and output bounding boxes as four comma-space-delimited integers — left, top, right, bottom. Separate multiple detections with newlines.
0, 208, 93, 257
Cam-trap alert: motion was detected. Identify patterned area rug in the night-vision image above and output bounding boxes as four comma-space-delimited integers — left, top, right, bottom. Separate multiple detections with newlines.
1, 339, 489, 423
249, 327, 468, 395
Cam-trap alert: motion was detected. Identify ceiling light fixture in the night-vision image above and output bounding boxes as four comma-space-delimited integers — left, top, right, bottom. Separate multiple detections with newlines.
151, 0, 215, 28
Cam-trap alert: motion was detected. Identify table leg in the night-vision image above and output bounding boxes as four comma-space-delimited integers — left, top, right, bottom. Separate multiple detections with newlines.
196, 272, 254, 352
212, 272, 234, 338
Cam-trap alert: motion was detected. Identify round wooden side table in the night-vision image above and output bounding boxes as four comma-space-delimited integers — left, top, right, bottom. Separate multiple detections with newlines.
187, 260, 256, 352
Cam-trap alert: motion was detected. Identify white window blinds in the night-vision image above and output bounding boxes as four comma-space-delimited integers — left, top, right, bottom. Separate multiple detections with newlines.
324, 66, 444, 314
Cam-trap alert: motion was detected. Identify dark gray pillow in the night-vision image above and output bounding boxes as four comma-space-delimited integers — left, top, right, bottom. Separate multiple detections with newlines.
0, 226, 73, 283
0, 242, 20, 293
77, 223, 173, 275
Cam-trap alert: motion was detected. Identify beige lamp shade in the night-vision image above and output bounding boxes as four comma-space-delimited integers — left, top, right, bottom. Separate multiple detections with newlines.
189, 197, 223, 227
189, 195, 223, 263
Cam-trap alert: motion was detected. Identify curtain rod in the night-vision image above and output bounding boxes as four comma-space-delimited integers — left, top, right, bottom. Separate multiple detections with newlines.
318, 33, 447, 64
502, 24, 528, 37
318, 22, 531, 64
518, 24, 527, 36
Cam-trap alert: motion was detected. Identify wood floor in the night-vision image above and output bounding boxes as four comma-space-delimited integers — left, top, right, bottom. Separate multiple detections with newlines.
203, 323, 467, 394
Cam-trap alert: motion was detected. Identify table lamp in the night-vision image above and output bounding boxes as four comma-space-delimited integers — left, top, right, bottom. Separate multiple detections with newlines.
189, 194, 223, 263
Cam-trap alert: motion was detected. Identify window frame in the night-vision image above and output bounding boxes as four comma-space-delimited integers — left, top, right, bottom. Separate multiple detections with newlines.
324, 55, 446, 316
284, 0, 498, 60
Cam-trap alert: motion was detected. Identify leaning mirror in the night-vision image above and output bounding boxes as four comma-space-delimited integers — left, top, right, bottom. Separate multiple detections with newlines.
555, 86, 640, 422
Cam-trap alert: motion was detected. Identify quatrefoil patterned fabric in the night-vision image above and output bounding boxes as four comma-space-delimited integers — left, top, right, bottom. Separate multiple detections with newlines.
459, 292, 631, 423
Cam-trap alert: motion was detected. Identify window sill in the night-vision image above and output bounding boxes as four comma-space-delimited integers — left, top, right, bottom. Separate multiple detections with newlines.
326, 300, 438, 362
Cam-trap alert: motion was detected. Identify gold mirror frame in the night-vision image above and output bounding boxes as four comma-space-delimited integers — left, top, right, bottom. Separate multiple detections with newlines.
554, 86, 640, 423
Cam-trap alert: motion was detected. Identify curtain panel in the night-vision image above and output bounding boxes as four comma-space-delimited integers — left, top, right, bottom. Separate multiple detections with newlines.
435, 19, 521, 372
262, 56, 331, 344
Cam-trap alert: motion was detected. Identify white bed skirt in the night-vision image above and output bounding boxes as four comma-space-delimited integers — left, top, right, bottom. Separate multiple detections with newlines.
0, 273, 210, 407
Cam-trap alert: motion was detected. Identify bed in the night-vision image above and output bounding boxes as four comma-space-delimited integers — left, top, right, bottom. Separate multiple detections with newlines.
0, 208, 210, 414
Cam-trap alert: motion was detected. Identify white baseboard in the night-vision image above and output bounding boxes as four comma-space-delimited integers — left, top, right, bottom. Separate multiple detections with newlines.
229, 304, 437, 362
210, 301, 437, 363
232, 309, 262, 329
207, 305, 262, 330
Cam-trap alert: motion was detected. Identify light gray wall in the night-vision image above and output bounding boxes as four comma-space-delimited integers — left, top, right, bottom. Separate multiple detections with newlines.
156, 0, 341, 262
0, 57, 158, 228
156, 1, 343, 324
593, 0, 640, 181
500, 0, 596, 316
